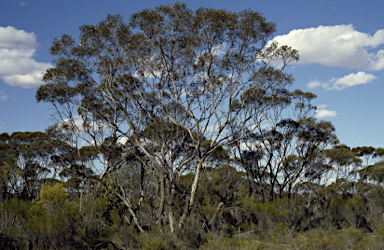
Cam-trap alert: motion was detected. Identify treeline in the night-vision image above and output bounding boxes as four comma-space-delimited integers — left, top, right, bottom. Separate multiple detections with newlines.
2, 2, 384, 249
1, 130, 384, 249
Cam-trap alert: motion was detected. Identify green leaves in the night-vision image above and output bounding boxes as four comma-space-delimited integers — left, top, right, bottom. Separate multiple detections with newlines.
50, 34, 76, 57
323, 144, 361, 166
352, 146, 376, 157
40, 183, 68, 206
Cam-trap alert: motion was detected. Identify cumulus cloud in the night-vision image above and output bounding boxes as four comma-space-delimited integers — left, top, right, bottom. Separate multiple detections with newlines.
316, 110, 337, 119
308, 71, 376, 90
117, 137, 128, 145
315, 105, 337, 119
59, 115, 111, 133
307, 80, 322, 89
0, 26, 52, 88
205, 125, 218, 132
271, 24, 384, 71
0, 91, 7, 101
239, 141, 263, 151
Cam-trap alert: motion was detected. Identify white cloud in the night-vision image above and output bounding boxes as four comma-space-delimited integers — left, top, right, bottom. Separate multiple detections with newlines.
315, 110, 337, 119
117, 137, 128, 145
205, 124, 218, 132
194, 43, 226, 65
247, 123, 271, 131
271, 24, 384, 70
0, 91, 7, 101
20, 1, 26, 6
327, 72, 376, 90
239, 141, 263, 151
0, 26, 52, 88
307, 80, 322, 89
59, 115, 111, 133
308, 71, 376, 90
315, 105, 337, 119
317, 104, 327, 109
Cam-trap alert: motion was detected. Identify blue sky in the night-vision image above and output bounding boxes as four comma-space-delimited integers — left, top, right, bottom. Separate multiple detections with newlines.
0, 0, 383, 148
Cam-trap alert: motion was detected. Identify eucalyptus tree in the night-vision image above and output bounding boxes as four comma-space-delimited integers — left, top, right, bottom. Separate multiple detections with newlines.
351, 146, 378, 182
36, 3, 299, 231
0, 133, 14, 200
0, 132, 57, 200
232, 89, 339, 202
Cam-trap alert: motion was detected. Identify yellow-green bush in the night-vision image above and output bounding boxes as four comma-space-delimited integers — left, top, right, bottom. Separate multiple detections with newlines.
40, 183, 68, 205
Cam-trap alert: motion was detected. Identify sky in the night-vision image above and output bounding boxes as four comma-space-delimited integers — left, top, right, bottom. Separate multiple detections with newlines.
0, 0, 383, 148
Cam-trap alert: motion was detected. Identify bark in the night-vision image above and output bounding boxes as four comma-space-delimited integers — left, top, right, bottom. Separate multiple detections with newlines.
178, 159, 204, 228
157, 172, 165, 226
168, 182, 176, 234
208, 202, 224, 226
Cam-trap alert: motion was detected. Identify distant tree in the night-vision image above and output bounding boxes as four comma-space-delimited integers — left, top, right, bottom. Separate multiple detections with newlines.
0, 131, 64, 200
233, 89, 339, 202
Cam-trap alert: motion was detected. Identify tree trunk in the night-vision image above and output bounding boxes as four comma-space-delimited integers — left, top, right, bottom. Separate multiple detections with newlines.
157, 172, 165, 226
168, 181, 176, 234
178, 159, 204, 227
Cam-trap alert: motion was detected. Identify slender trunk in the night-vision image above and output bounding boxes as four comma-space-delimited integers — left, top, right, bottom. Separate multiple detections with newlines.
125, 199, 145, 233
168, 182, 176, 234
169, 210, 175, 234
123, 214, 130, 225
136, 163, 145, 211
157, 173, 165, 226
257, 173, 266, 203
178, 159, 204, 228
288, 184, 292, 199
261, 186, 265, 203
208, 202, 223, 226
279, 184, 283, 199
236, 142, 253, 196
270, 185, 274, 202
79, 191, 82, 213
101, 181, 145, 233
